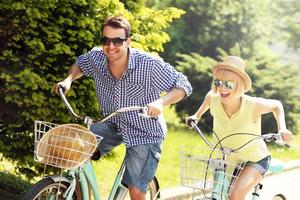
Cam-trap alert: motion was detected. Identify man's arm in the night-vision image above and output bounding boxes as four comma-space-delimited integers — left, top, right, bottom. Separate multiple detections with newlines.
147, 88, 186, 117
54, 64, 83, 95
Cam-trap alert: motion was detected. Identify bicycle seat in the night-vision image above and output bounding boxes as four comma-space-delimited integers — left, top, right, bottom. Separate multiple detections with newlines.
268, 158, 284, 173
91, 148, 101, 160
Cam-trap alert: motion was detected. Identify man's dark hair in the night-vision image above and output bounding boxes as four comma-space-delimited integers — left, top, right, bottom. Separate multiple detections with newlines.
102, 16, 131, 38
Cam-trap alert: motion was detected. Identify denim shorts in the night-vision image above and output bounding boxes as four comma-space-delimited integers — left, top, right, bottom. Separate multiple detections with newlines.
245, 155, 271, 175
90, 121, 162, 193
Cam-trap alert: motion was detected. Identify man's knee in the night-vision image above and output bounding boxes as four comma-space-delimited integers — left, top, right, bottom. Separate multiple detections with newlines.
129, 187, 145, 200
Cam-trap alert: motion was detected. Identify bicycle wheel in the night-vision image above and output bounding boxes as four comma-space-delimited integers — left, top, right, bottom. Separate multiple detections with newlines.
22, 177, 79, 200
146, 178, 160, 200
272, 194, 287, 200
121, 178, 160, 200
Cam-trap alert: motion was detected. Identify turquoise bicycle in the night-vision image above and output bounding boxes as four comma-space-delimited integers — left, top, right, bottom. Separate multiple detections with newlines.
22, 86, 160, 200
180, 120, 288, 200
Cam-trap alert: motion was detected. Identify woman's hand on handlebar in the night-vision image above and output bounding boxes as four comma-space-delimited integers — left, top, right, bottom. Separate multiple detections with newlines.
185, 115, 199, 128
279, 129, 293, 142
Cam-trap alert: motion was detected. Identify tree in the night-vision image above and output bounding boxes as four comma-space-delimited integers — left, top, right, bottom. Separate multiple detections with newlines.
158, 0, 275, 65
273, 0, 300, 52
0, 0, 184, 178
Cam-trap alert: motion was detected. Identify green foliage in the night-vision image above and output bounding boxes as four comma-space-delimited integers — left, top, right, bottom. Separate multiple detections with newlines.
272, 0, 300, 51
130, 7, 185, 52
0, 0, 184, 177
159, 0, 275, 65
249, 59, 300, 133
0, 172, 31, 194
175, 53, 216, 131
0, 0, 101, 178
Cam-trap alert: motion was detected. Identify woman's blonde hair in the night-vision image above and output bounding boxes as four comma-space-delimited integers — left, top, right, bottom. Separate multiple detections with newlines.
212, 69, 245, 97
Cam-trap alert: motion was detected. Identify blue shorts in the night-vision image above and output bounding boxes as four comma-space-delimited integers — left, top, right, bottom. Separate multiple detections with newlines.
90, 121, 161, 193
245, 155, 271, 175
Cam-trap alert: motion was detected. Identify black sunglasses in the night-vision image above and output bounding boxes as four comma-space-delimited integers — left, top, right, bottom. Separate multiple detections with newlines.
100, 37, 127, 46
214, 79, 235, 90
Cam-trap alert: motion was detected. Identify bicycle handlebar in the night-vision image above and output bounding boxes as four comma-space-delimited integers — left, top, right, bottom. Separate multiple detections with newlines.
100, 106, 148, 123
189, 120, 215, 149
187, 118, 289, 155
58, 85, 81, 119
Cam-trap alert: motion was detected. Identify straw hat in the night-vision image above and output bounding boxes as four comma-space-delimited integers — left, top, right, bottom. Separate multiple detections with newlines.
212, 56, 252, 92
37, 124, 97, 169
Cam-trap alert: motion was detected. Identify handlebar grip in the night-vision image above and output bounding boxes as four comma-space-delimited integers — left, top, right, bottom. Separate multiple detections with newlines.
187, 118, 196, 127
140, 107, 148, 114
138, 107, 157, 120
265, 133, 290, 148
58, 85, 65, 95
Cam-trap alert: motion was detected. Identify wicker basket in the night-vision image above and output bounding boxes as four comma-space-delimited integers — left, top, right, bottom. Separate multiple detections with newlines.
180, 147, 245, 197
34, 121, 102, 169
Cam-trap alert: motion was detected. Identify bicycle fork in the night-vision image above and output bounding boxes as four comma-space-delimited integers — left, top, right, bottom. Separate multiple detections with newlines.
251, 183, 263, 200
212, 170, 230, 200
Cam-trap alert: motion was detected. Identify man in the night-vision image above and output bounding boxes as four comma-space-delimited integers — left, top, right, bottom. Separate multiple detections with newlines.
55, 15, 192, 200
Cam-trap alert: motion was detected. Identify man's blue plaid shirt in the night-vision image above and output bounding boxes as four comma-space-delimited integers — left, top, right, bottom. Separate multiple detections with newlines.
75, 47, 192, 147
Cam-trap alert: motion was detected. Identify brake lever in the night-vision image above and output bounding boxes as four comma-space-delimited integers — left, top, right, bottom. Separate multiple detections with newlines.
275, 138, 290, 148
272, 133, 290, 148
138, 107, 157, 119
187, 118, 197, 127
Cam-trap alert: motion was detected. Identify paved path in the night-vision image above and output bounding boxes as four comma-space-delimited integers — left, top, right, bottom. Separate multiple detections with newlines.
247, 167, 300, 200
160, 159, 300, 200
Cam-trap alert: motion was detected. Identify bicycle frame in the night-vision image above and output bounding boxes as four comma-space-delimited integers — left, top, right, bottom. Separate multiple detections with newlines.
212, 169, 229, 200
57, 159, 126, 200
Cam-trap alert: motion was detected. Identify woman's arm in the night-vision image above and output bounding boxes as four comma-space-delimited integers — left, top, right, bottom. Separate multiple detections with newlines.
254, 97, 293, 141
185, 90, 213, 126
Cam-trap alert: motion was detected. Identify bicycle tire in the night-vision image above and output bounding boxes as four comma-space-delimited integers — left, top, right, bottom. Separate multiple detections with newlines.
121, 178, 160, 200
146, 178, 160, 200
22, 177, 79, 200
272, 194, 287, 200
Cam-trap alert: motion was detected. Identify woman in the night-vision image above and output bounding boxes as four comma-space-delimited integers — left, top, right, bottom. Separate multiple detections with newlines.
185, 56, 293, 200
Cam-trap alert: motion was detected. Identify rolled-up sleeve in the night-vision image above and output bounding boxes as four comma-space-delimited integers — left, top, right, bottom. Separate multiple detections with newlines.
75, 53, 93, 77
152, 59, 192, 98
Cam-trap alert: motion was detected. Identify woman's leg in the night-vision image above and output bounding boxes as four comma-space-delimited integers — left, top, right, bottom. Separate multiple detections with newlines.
229, 165, 262, 200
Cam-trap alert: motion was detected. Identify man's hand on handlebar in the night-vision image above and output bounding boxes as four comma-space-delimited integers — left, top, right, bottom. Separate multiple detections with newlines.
54, 79, 72, 95
146, 100, 163, 118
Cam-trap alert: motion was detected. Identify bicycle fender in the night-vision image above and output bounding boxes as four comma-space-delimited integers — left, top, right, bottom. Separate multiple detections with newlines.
48, 175, 72, 183
153, 176, 160, 198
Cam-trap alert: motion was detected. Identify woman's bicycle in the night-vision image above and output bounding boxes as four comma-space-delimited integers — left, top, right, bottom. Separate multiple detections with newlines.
180, 120, 288, 200
22, 86, 160, 200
